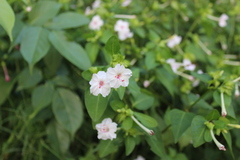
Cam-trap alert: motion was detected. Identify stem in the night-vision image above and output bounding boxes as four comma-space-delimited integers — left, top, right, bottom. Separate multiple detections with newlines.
176, 71, 194, 81
198, 40, 212, 55
131, 116, 154, 135
224, 60, 240, 66
233, 76, 240, 83
224, 54, 238, 59
114, 14, 136, 19
187, 90, 210, 111
220, 92, 227, 117
210, 129, 226, 151
207, 15, 219, 21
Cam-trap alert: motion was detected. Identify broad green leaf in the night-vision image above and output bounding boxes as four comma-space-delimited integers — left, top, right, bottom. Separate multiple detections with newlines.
46, 12, 89, 29
51, 76, 74, 89
170, 109, 196, 143
29, 1, 62, 26
222, 132, 234, 159
0, 0, 15, 41
191, 71, 212, 83
132, 92, 154, 110
17, 68, 42, 90
133, 112, 158, 128
49, 31, 91, 70
110, 100, 125, 112
105, 36, 120, 55
117, 86, 125, 100
145, 52, 158, 70
191, 116, 207, 147
47, 120, 71, 155
20, 26, 50, 67
85, 42, 99, 64
98, 140, 118, 158
125, 136, 135, 156
84, 89, 109, 122
127, 78, 141, 97
0, 77, 16, 106
122, 116, 133, 130
204, 129, 212, 142
44, 47, 63, 74
145, 135, 169, 159
156, 67, 175, 97
32, 82, 55, 109
52, 88, 84, 138
205, 109, 220, 121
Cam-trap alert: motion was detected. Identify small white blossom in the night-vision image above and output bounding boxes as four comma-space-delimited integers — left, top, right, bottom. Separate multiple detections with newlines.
122, 0, 132, 7
210, 129, 226, 151
89, 71, 111, 97
89, 15, 104, 30
85, 6, 91, 15
166, 58, 182, 73
26, 6, 32, 12
167, 35, 182, 48
106, 64, 132, 88
183, 59, 196, 71
134, 155, 145, 160
92, 0, 101, 9
114, 20, 131, 33
118, 30, 133, 41
218, 14, 229, 27
143, 80, 150, 88
96, 118, 117, 140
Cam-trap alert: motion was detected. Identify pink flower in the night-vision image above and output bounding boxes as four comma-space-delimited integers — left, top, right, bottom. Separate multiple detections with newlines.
183, 59, 196, 71
122, 0, 132, 7
96, 118, 117, 140
167, 35, 182, 48
89, 71, 111, 97
106, 64, 132, 88
218, 14, 229, 27
92, 0, 101, 9
114, 20, 133, 40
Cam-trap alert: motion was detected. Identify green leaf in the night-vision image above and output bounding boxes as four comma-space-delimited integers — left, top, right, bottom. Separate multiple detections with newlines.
49, 31, 91, 70
110, 100, 125, 112
20, 26, 50, 67
132, 92, 154, 110
84, 89, 109, 122
17, 68, 42, 90
205, 109, 221, 121
52, 88, 84, 138
32, 82, 55, 109
98, 140, 118, 158
117, 86, 125, 100
29, 1, 62, 26
85, 42, 99, 64
133, 112, 158, 128
122, 116, 133, 130
46, 12, 89, 29
125, 136, 135, 156
0, 0, 15, 41
191, 71, 212, 83
0, 77, 16, 106
170, 109, 196, 143
105, 36, 120, 55
204, 129, 212, 142
191, 116, 207, 147
127, 78, 141, 97
222, 132, 234, 159
156, 67, 175, 97
145, 52, 158, 70
47, 120, 71, 155
145, 135, 169, 159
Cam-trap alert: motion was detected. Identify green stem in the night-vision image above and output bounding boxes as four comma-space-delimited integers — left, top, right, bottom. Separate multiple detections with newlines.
187, 90, 211, 111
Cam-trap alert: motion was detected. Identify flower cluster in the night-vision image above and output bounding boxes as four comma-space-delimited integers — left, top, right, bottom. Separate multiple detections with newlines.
114, 20, 133, 41
96, 118, 117, 140
89, 64, 132, 97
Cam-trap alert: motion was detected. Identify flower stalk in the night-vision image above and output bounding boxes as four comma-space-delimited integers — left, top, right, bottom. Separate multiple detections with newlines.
131, 116, 154, 136
220, 92, 227, 117
176, 71, 194, 81
210, 129, 226, 151
1, 61, 10, 82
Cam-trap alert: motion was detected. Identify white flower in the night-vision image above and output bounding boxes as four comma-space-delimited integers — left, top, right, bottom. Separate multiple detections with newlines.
166, 58, 182, 73
118, 30, 133, 41
106, 64, 132, 88
134, 155, 145, 160
167, 35, 182, 48
85, 6, 91, 15
183, 59, 196, 71
92, 0, 101, 9
89, 15, 104, 30
26, 6, 32, 12
89, 71, 111, 97
96, 118, 117, 140
122, 0, 132, 7
143, 80, 150, 88
114, 20, 131, 33
218, 14, 229, 27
